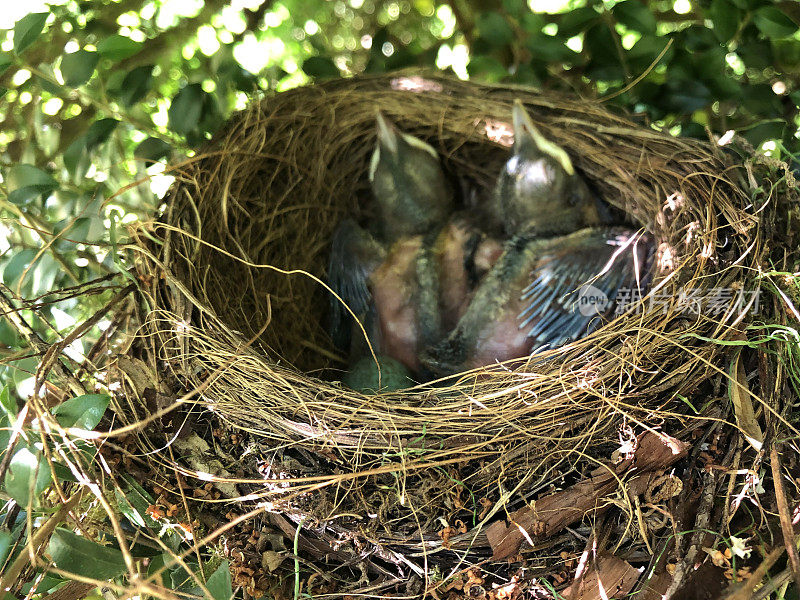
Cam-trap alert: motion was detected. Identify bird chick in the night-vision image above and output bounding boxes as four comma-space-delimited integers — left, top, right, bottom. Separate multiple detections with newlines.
328, 218, 503, 375
492, 100, 610, 237
369, 112, 454, 243
421, 227, 653, 375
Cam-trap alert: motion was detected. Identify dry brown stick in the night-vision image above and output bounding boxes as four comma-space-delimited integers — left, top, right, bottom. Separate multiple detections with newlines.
663, 469, 719, 600
751, 566, 792, 600
769, 442, 800, 591
39, 581, 97, 600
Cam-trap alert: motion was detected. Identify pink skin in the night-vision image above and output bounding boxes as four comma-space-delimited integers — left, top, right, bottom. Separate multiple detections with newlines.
437, 222, 473, 331
368, 223, 505, 374
466, 292, 533, 370
370, 237, 423, 373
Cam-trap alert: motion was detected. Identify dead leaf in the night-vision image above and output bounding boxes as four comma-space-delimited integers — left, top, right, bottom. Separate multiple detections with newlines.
728, 353, 763, 451
262, 550, 285, 572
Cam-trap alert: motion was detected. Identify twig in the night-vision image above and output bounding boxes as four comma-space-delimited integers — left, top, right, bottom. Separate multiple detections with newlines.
663, 469, 718, 600
769, 442, 800, 590
751, 566, 792, 600
39, 581, 96, 600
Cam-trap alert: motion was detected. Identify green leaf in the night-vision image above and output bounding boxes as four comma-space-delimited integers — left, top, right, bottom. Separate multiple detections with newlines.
60, 50, 99, 87
2, 249, 37, 286
0, 386, 16, 423
0, 414, 13, 462
527, 34, 577, 63
14, 12, 48, 54
0, 530, 14, 569
85, 118, 119, 150
708, 0, 742, 42
502, 0, 527, 17
20, 574, 65, 596
96, 34, 142, 61
206, 561, 232, 600
476, 12, 515, 47
302, 56, 340, 79
63, 136, 90, 180
729, 0, 768, 9
52, 394, 109, 429
6, 164, 57, 205
558, 6, 600, 37
0, 319, 18, 347
48, 528, 127, 580
5, 446, 51, 507
119, 65, 153, 106
466, 54, 508, 82
168, 84, 205, 134
0, 54, 13, 76
753, 7, 798, 39
116, 475, 157, 529
612, 1, 657, 34
134, 137, 171, 163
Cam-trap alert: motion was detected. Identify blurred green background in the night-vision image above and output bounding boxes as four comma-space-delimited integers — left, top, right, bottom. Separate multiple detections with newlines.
0, 0, 798, 397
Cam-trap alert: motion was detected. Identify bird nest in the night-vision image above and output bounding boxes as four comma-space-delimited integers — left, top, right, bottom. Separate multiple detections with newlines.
123, 73, 793, 594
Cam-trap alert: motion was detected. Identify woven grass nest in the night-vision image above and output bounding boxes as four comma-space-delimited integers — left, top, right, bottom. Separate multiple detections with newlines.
127, 73, 794, 592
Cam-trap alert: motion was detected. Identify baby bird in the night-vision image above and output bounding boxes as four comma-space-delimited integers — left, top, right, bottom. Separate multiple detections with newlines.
328, 217, 503, 376
329, 113, 455, 362
369, 112, 454, 243
419, 100, 640, 375
491, 99, 611, 237
421, 227, 653, 374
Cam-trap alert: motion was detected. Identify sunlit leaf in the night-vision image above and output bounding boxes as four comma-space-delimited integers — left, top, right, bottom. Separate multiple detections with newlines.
85, 118, 119, 150
5, 446, 51, 507
52, 394, 109, 429
168, 84, 205, 134
119, 64, 153, 106
6, 164, 57, 205
14, 12, 49, 54
97, 34, 142, 60
753, 7, 798, 39
206, 561, 232, 600
49, 528, 127, 580
60, 50, 99, 87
